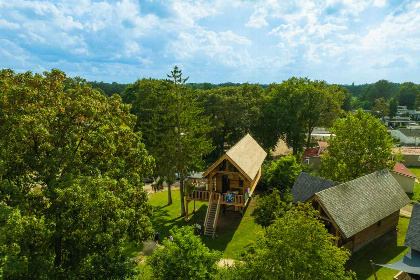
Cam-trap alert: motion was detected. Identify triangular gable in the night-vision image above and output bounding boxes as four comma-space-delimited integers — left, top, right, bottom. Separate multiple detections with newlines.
202, 154, 252, 181
203, 134, 266, 181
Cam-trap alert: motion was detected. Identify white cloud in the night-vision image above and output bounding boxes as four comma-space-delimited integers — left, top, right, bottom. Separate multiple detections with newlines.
246, 7, 269, 28
0, 19, 20, 29
373, 0, 387, 7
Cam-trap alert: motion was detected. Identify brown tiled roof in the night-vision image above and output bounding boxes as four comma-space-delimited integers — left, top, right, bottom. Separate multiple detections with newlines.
393, 162, 416, 178
302, 147, 320, 158
318, 141, 329, 148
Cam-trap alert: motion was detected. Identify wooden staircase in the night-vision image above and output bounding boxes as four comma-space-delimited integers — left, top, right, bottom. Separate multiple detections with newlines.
204, 194, 221, 237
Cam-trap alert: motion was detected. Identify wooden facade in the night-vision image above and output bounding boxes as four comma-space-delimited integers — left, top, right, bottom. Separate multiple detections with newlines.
312, 197, 400, 252
185, 134, 266, 237
293, 170, 410, 253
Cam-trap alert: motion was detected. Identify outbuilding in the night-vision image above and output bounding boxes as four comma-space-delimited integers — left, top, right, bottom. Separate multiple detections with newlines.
391, 162, 417, 193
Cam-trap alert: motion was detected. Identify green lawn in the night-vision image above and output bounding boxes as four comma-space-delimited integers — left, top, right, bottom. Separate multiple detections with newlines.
347, 216, 410, 280
131, 190, 412, 279
148, 190, 263, 259
407, 167, 420, 202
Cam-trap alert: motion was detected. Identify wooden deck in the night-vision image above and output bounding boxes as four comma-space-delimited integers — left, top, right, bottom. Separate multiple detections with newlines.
187, 190, 247, 207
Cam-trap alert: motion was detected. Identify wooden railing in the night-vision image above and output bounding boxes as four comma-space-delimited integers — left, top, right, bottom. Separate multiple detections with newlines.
188, 190, 210, 201
204, 195, 212, 233
222, 193, 245, 205
213, 195, 222, 232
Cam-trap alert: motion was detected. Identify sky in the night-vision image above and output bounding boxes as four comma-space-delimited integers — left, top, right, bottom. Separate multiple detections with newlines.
0, 0, 419, 84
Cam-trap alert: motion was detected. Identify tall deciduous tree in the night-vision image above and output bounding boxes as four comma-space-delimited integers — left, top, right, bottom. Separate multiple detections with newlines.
147, 226, 220, 280
219, 204, 355, 280
257, 78, 345, 153
0, 69, 154, 279
398, 82, 420, 109
389, 97, 398, 119
371, 97, 389, 120
321, 109, 399, 182
123, 67, 213, 214
197, 84, 263, 159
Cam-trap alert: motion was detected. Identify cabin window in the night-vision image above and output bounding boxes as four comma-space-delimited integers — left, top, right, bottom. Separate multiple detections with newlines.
377, 220, 382, 227
239, 178, 243, 187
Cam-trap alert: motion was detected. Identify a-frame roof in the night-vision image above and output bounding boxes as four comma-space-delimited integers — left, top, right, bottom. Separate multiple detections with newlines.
315, 169, 410, 239
203, 134, 266, 181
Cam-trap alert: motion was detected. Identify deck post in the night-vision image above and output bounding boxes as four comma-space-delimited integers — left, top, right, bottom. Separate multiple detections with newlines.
185, 198, 189, 221
193, 200, 196, 213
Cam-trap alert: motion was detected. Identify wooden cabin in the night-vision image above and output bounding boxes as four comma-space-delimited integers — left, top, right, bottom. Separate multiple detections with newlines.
186, 134, 266, 237
292, 169, 410, 252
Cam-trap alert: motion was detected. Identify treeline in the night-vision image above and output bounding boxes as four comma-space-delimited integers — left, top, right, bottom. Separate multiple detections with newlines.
91, 79, 420, 114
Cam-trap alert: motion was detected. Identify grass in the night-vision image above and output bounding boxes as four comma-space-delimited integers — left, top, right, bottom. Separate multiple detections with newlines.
347, 216, 410, 280
129, 189, 412, 279
407, 167, 420, 202
148, 190, 263, 259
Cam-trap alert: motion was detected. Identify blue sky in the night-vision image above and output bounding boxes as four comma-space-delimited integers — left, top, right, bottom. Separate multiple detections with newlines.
0, 0, 419, 84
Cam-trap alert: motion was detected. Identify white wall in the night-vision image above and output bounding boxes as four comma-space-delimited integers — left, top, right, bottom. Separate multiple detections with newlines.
391, 130, 420, 145
391, 172, 415, 193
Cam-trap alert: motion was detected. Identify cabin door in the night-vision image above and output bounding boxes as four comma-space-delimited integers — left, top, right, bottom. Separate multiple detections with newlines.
222, 175, 230, 193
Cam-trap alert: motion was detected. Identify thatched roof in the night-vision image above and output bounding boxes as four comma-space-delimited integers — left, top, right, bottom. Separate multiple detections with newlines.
406, 203, 420, 252
203, 134, 266, 181
291, 172, 338, 203
315, 169, 410, 239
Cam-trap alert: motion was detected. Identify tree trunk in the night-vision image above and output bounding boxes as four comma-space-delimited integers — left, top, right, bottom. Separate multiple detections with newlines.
180, 174, 186, 216
167, 184, 172, 205
293, 146, 298, 155
306, 128, 312, 148
54, 236, 62, 267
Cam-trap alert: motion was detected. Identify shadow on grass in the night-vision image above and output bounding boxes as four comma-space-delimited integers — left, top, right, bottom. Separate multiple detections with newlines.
151, 202, 246, 254
151, 204, 208, 239
346, 229, 407, 279
201, 207, 243, 253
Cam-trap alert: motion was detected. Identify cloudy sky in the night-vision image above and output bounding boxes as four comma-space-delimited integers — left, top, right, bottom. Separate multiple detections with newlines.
0, 0, 419, 84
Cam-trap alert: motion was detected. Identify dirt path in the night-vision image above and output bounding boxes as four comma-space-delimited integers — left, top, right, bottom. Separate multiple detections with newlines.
218, 258, 236, 267
401, 204, 413, 217
143, 181, 180, 195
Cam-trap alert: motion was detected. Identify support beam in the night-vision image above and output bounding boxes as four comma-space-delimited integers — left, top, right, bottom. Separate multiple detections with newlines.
185, 199, 189, 221
193, 200, 196, 213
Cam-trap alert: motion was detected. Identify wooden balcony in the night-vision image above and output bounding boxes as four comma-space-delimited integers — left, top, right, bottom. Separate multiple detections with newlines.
187, 190, 248, 207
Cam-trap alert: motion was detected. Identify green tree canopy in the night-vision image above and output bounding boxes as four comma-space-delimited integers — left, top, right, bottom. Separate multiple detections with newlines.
258, 154, 307, 192
219, 204, 355, 280
196, 84, 264, 159
358, 79, 398, 109
257, 78, 345, 153
398, 82, 420, 109
0, 69, 154, 279
371, 97, 389, 120
321, 109, 398, 182
147, 226, 220, 280
252, 189, 292, 229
